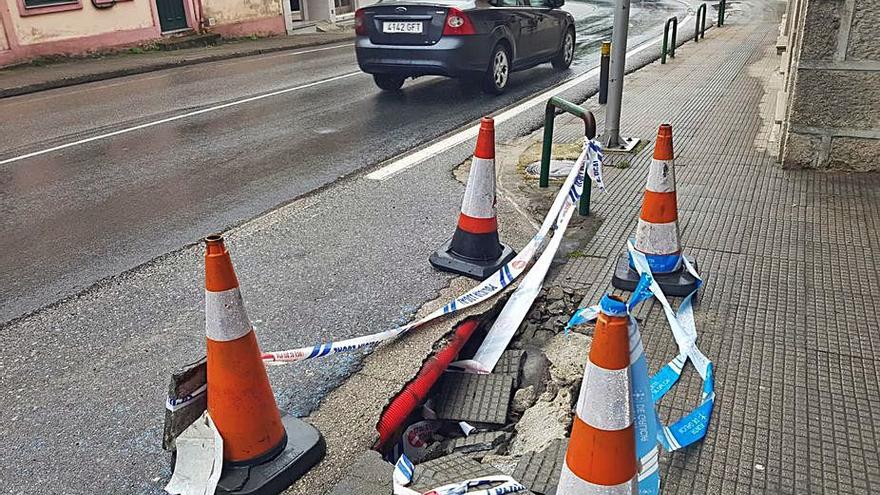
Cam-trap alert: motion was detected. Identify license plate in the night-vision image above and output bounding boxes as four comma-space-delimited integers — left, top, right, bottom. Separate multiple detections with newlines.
383, 21, 423, 33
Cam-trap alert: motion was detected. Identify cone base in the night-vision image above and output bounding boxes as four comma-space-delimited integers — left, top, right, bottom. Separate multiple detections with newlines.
429, 238, 516, 281
217, 413, 325, 495
611, 252, 699, 297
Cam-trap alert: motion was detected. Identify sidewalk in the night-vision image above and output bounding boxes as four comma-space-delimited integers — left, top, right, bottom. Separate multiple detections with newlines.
0, 31, 353, 98
546, 0, 880, 493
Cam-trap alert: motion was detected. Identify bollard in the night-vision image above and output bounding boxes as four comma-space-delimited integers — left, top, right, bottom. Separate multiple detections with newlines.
598, 41, 611, 105
661, 17, 678, 64
718, 0, 725, 26
695, 4, 707, 41
538, 97, 596, 216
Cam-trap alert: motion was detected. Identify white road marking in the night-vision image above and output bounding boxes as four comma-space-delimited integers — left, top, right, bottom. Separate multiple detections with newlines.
366, 24, 692, 181
0, 71, 363, 166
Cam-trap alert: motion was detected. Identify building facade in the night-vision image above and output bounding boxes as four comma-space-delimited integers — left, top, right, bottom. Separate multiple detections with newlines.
776, 0, 880, 170
0, 0, 368, 67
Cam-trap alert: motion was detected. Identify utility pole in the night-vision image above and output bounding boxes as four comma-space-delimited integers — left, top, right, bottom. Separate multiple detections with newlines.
603, 0, 638, 151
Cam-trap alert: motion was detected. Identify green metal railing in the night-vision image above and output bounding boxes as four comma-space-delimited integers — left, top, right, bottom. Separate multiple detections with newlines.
695, 4, 707, 41
662, 17, 678, 64
539, 97, 597, 216
718, 0, 726, 26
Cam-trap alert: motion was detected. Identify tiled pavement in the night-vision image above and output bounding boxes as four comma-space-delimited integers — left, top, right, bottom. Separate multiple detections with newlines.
547, 1, 880, 493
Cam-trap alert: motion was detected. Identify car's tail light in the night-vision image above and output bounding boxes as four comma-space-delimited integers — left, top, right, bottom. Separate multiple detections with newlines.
355, 9, 367, 35
443, 8, 476, 35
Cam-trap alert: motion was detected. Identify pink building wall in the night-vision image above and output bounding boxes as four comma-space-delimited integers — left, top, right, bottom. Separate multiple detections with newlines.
0, 0, 285, 67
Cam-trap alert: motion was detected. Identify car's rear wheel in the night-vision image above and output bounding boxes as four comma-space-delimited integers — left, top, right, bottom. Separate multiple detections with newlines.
373, 74, 405, 91
482, 44, 510, 95
552, 28, 575, 70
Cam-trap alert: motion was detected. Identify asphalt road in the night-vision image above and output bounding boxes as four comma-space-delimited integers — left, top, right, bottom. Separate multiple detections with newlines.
0, 0, 683, 325
0, 0, 688, 492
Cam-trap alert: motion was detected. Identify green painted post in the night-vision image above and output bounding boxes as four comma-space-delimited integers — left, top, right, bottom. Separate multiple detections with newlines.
539, 97, 597, 215
700, 3, 707, 38
580, 178, 591, 216
662, 17, 677, 63
695, 4, 707, 42
670, 17, 677, 58
662, 21, 670, 64
540, 105, 555, 188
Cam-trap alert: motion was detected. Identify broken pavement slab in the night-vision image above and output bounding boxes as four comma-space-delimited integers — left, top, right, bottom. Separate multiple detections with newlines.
411, 452, 528, 493
512, 439, 567, 495
163, 357, 207, 452
493, 349, 526, 386
447, 430, 511, 457
433, 372, 515, 426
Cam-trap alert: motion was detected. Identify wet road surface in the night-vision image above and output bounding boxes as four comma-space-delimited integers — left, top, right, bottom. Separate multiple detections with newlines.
0, 0, 684, 325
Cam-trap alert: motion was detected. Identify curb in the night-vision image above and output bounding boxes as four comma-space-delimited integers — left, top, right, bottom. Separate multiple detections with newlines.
0, 35, 355, 99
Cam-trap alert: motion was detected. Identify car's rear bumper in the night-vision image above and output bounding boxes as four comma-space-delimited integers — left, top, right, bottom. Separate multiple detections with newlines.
355, 35, 493, 78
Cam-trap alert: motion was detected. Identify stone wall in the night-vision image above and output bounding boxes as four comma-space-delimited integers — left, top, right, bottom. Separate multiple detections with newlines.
777, 0, 880, 170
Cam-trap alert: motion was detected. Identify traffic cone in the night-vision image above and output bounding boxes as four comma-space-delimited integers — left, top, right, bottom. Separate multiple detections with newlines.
429, 116, 516, 280
557, 294, 638, 494
611, 124, 698, 296
203, 234, 324, 494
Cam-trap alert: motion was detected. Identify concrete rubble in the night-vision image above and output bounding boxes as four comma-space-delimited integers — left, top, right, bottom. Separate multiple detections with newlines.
328, 285, 593, 494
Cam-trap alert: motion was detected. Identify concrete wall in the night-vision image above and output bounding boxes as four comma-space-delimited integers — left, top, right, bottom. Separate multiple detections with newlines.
777, 0, 880, 170
203, 0, 285, 36
8, 0, 156, 46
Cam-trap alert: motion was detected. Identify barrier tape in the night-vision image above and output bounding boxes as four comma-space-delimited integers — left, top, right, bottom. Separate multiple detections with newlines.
565, 243, 715, 492
453, 140, 603, 373
625, 241, 715, 452
166, 383, 207, 412
393, 454, 527, 495
261, 138, 602, 364
586, 139, 606, 192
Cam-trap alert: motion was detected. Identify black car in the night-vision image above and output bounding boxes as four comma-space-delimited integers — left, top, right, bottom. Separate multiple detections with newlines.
354, 0, 575, 94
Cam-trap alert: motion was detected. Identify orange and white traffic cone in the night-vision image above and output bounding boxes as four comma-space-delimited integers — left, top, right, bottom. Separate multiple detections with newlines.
203, 235, 324, 494
612, 123, 698, 296
429, 116, 515, 280
557, 294, 638, 494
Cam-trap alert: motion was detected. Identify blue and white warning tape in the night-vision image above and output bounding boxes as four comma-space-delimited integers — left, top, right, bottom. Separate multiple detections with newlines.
565, 242, 715, 492
165, 383, 207, 412
625, 240, 715, 452
393, 454, 527, 495
262, 138, 604, 364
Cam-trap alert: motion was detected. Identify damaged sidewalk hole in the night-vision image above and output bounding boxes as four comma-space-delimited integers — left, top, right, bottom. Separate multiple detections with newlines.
339, 283, 592, 494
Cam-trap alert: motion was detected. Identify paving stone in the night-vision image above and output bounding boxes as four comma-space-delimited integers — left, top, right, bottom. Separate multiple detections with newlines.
410, 452, 504, 491
494, 349, 525, 386
433, 372, 515, 426
513, 439, 568, 495
328, 450, 392, 495
447, 430, 510, 455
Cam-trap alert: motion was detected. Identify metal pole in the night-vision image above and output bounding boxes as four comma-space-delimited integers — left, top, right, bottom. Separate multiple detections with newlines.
603, 0, 631, 149
540, 105, 556, 188
598, 41, 611, 105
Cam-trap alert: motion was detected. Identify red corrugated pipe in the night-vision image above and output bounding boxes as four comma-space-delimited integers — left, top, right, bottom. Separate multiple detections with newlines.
374, 318, 481, 449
